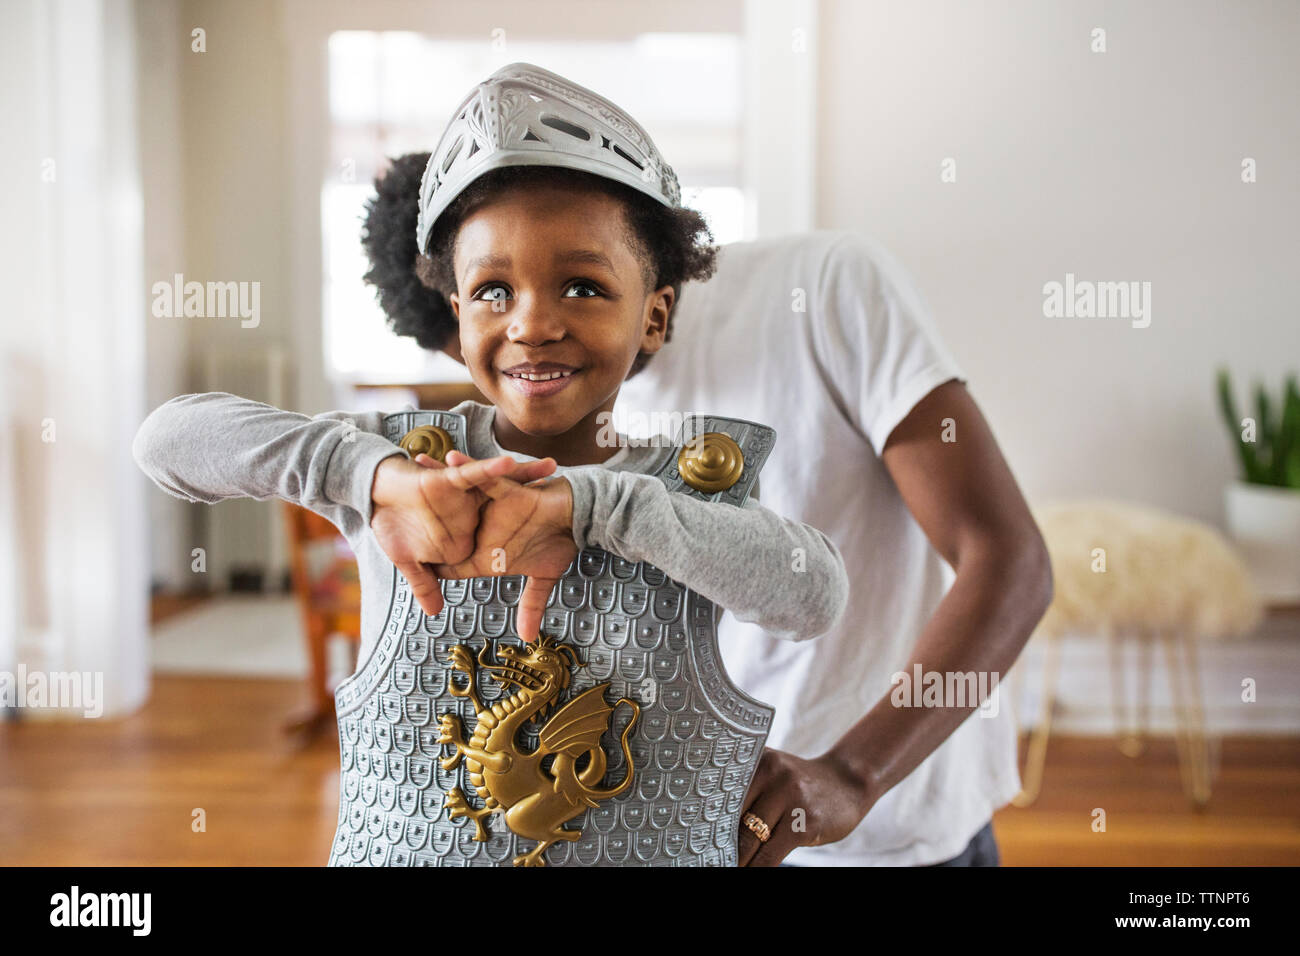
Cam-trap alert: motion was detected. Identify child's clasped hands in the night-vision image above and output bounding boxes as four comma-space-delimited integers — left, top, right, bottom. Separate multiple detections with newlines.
368, 450, 577, 642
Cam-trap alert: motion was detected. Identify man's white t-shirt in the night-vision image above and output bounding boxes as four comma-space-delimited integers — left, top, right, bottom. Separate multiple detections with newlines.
614, 230, 1022, 866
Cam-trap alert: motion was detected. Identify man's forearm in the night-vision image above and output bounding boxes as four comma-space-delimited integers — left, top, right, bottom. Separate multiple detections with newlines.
824, 538, 1053, 816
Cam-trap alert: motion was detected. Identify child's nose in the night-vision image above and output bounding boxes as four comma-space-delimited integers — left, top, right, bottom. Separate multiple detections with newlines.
505, 298, 566, 345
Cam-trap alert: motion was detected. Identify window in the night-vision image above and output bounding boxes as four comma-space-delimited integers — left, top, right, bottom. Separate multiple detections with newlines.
322, 32, 745, 385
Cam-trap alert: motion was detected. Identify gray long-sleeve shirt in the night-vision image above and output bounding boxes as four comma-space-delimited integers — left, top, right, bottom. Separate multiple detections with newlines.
132, 393, 849, 666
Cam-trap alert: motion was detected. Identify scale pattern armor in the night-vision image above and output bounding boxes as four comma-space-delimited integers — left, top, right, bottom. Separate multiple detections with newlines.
328, 411, 776, 867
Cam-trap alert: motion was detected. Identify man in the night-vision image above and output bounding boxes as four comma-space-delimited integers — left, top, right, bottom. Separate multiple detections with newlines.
613, 229, 1052, 866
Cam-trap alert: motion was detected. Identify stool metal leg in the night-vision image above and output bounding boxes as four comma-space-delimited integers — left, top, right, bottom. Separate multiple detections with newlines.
1108, 629, 1153, 757
1013, 628, 1060, 808
1136, 635, 1152, 752
1108, 628, 1146, 757
1159, 631, 1214, 807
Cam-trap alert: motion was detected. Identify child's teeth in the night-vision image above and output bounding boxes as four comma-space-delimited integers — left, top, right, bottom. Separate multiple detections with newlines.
516, 371, 569, 381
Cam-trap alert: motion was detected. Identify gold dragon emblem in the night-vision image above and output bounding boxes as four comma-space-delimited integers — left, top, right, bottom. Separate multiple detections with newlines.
436, 634, 641, 867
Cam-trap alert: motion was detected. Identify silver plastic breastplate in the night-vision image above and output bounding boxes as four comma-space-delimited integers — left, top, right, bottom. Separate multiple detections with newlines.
328, 412, 776, 867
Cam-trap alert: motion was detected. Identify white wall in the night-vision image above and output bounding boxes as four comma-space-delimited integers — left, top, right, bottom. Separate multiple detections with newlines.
816, 0, 1300, 527
0, 0, 150, 717
137, 0, 193, 593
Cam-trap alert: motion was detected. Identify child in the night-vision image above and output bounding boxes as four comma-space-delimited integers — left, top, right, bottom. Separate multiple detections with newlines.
133, 63, 848, 867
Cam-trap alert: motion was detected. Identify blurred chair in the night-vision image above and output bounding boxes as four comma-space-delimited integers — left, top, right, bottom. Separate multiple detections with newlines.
281, 502, 362, 738
1013, 500, 1262, 808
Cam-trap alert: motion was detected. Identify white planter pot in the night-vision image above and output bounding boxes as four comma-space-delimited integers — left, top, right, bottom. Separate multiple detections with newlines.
1224, 481, 1300, 603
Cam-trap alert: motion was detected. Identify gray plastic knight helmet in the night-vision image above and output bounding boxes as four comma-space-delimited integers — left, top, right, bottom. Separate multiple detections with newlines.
416, 62, 682, 256
329, 410, 777, 866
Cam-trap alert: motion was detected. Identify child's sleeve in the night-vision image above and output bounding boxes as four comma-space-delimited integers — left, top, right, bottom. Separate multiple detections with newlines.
565, 470, 849, 642
131, 391, 405, 539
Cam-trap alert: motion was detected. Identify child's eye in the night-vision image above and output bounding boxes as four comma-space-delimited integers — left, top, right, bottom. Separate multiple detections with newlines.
564, 281, 602, 298
473, 284, 511, 303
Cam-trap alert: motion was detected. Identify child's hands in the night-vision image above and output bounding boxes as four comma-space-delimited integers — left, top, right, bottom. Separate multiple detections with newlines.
428, 449, 577, 643
369, 452, 557, 616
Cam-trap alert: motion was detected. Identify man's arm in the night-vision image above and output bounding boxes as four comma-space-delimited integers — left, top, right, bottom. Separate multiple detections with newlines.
740, 380, 1052, 864
829, 379, 1052, 801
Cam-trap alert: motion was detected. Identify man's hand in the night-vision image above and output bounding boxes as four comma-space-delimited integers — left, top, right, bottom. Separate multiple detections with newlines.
428, 449, 578, 643
369, 452, 557, 616
736, 748, 872, 866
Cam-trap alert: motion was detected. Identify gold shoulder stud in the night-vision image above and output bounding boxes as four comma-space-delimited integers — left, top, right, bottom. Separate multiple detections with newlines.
677, 431, 744, 493
399, 424, 454, 462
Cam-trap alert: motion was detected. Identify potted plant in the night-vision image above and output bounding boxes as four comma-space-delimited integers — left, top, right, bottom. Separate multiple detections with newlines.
1217, 369, 1300, 602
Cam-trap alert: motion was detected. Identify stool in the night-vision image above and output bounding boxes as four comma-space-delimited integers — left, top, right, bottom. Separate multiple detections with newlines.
1012, 500, 1261, 808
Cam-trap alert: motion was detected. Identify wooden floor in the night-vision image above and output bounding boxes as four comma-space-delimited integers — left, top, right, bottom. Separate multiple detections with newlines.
994, 735, 1300, 865
1, 675, 1297, 866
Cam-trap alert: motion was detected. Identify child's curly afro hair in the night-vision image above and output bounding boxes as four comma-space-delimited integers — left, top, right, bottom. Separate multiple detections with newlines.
362, 153, 719, 377
360, 152, 457, 353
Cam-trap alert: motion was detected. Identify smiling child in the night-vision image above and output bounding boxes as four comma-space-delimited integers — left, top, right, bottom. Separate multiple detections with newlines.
131, 63, 850, 866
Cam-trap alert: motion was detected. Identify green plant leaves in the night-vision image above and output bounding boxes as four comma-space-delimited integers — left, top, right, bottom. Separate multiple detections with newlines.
1217, 368, 1300, 489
